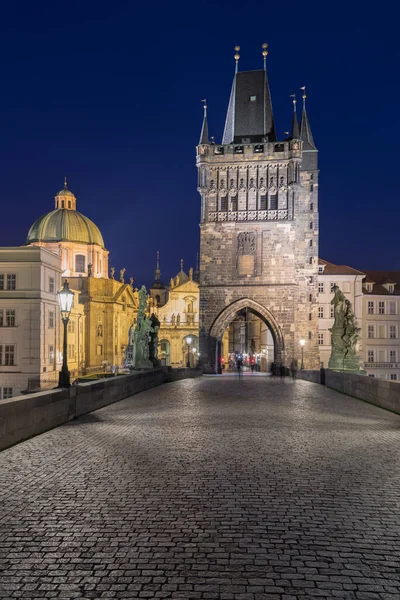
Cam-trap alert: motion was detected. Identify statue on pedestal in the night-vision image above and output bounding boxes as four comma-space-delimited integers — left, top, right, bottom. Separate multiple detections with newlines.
328, 284, 365, 373
120, 268, 126, 283
124, 286, 157, 370
149, 313, 161, 367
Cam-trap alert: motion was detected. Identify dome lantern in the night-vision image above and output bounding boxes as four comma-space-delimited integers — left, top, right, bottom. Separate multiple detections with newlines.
54, 178, 77, 210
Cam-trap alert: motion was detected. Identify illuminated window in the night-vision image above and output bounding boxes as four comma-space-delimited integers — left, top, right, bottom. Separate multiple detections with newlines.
249, 95, 256, 102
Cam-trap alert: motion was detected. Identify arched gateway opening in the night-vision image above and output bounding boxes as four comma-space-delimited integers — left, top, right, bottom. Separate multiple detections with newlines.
208, 298, 284, 374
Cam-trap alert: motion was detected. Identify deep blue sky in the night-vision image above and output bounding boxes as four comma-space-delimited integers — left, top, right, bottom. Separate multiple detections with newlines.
0, 1, 398, 286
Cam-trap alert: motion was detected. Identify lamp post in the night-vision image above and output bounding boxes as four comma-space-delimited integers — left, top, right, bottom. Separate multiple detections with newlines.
299, 338, 305, 370
57, 280, 74, 387
186, 336, 192, 368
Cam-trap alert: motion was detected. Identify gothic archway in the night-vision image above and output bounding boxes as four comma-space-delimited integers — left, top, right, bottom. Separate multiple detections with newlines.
209, 298, 285, 363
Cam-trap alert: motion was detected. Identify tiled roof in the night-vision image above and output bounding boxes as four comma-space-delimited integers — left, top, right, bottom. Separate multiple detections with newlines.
361, 270, 400, 296
318, 258, 364, 276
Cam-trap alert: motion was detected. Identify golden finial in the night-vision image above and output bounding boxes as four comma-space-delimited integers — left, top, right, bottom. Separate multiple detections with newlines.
300, 85, 306, 100
201, 98, 207, 112
234, 45, 240, 73
64, 177, 67, 190
290, 93, 297, 111
262, 43, 268, 69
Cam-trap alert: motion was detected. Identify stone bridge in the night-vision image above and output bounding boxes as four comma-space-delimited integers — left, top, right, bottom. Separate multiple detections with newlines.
1, 374, 400, 599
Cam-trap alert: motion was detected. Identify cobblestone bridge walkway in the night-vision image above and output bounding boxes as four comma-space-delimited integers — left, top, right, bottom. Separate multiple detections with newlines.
1, 377, 400, 599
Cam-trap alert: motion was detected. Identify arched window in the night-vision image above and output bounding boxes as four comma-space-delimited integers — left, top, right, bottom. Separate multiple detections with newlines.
75, 255, 86, 273
156, 294, 161, 305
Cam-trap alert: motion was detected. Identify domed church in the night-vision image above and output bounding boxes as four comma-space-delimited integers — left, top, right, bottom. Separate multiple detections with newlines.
26, 180, 108, 278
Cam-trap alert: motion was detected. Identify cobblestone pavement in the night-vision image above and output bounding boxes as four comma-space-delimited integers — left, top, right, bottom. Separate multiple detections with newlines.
1, 377, 400, 600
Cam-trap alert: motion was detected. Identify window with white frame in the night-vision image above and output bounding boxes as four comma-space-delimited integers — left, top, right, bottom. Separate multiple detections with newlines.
49, 345, 54, 364
367, 301, 374, 314
49, 277, 55, 293
49, 311, 54, 328
367, 350, 374, 363
390, 325, 397, 339
318, 266, 324, 273
389, 301, 396, 315
4, 309, 16, 327
318, 306, 324, 318
330, 306, 334, 319
6, 274, 16, 290
390, 374, 397, 381
318, 333, 324, 345
388, 284, 394, 293
368, 325, 374, 339
378, 301, 385, 315
0, 387, 13, 399
0, 344, 16, 366
390, 350, 397, 362
330, 282, 335, 292
368, 374, 375, 378
318, 282, 324, 293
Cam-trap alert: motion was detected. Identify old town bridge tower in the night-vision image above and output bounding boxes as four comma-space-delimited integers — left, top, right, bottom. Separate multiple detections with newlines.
196, 45, 320, 372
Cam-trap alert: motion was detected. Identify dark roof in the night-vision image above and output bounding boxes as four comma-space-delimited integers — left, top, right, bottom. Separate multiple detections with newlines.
291, 109, 300, 139
199, 108, 209, 145
222, 70, 276, 144
300, 104, 317, 150
318, 258, 364, 276
361, 270, 400, 295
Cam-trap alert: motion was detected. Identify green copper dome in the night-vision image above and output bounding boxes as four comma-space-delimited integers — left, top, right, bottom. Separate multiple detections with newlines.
26, 209, 105, 248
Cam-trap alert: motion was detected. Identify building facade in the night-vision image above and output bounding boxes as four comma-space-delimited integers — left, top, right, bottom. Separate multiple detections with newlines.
197, 48, 320, 372
0, 246, 85, 397
150, 258, 199, 367
318, 260, 400, 381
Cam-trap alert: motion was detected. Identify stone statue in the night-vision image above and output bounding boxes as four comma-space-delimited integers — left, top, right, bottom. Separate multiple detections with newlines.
177, 313, 181, 325
130, 276, 134, 287
328, 284, 365, 373
110, 267, 115, 279
171, 314, 175, 326
88, 263, 93, 277
125, 286, 154, 370
149, 313, 160, 367
120, 268, 126, 283
189, 267, 193, 281
170, 278, 174, 289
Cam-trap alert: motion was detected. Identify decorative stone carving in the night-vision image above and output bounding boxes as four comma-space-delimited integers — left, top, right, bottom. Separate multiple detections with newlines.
119, 268, 126, 283
208, 179, 216, 193
237, 232, 256, 256
239, 178, 246, 191
110, 267, 115, 279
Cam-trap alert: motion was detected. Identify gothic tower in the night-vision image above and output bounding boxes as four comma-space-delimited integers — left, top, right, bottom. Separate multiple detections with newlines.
196, 45, 319, 372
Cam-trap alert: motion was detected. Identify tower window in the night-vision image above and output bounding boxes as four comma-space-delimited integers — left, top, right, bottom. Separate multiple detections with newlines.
75, 255, 86, 273
309, 240, 313, 247
310, 174, 314, 180
68, 200, 71, 208
310, 184, 314, 192
234, 145, 243, 154
220, 196, 227, 211
309, 221, 313, 229
61, 200, 64, 208
249, 95, 257, 102
259, 195, 267, 210
254, 144, 264, 153
310, 203, 314, 211
269, 194, 278, 210
309, 257, 313, 265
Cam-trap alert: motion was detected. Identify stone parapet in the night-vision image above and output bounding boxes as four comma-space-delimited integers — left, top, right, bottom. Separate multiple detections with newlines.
0, 368, 203, 451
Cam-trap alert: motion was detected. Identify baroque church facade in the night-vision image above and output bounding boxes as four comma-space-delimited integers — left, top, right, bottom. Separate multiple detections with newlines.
197, 47, 319, 372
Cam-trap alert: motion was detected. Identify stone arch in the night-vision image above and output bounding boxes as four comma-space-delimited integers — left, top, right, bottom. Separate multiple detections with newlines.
209, 297, 285, 361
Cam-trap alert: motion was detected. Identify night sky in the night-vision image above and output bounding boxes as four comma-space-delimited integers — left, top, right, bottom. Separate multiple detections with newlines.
0, 1, 398, 287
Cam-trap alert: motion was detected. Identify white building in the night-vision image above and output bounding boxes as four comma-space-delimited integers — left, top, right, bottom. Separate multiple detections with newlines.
318, 259, 400, 381
0, 246, 85, 398
0, 247, 62, 397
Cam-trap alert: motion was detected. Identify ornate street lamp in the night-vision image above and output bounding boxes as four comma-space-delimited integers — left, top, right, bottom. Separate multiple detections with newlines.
186, 336, 192, 368
299, 338, 306, 370
57, 280, 74, 387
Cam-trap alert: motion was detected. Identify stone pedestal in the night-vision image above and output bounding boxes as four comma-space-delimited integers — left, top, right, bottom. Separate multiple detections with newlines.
328, 326, 366, 373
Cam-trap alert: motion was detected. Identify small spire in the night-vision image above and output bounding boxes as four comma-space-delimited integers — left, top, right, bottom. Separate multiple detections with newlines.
262, 43, 268, 70
64, 177, 67, 190
194, 252, 200, 282
290, 94, 300, 139
180, 258, 184, 271
155, 250, 161, 281
299, 86, 316, 150
234, 45, 240, 74
199, 99, 209, 145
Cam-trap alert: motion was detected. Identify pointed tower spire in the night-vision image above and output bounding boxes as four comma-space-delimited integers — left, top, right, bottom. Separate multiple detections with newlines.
290, 94, 300, 139
194, 252, 200, 282
154, 250, 161, 281
234, 45, 240, 74
64, 177, 68, 190
299, 86, 316, 150
222, 43, 276, 144
180, 258, 184, 271
199, 100, 209, 144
